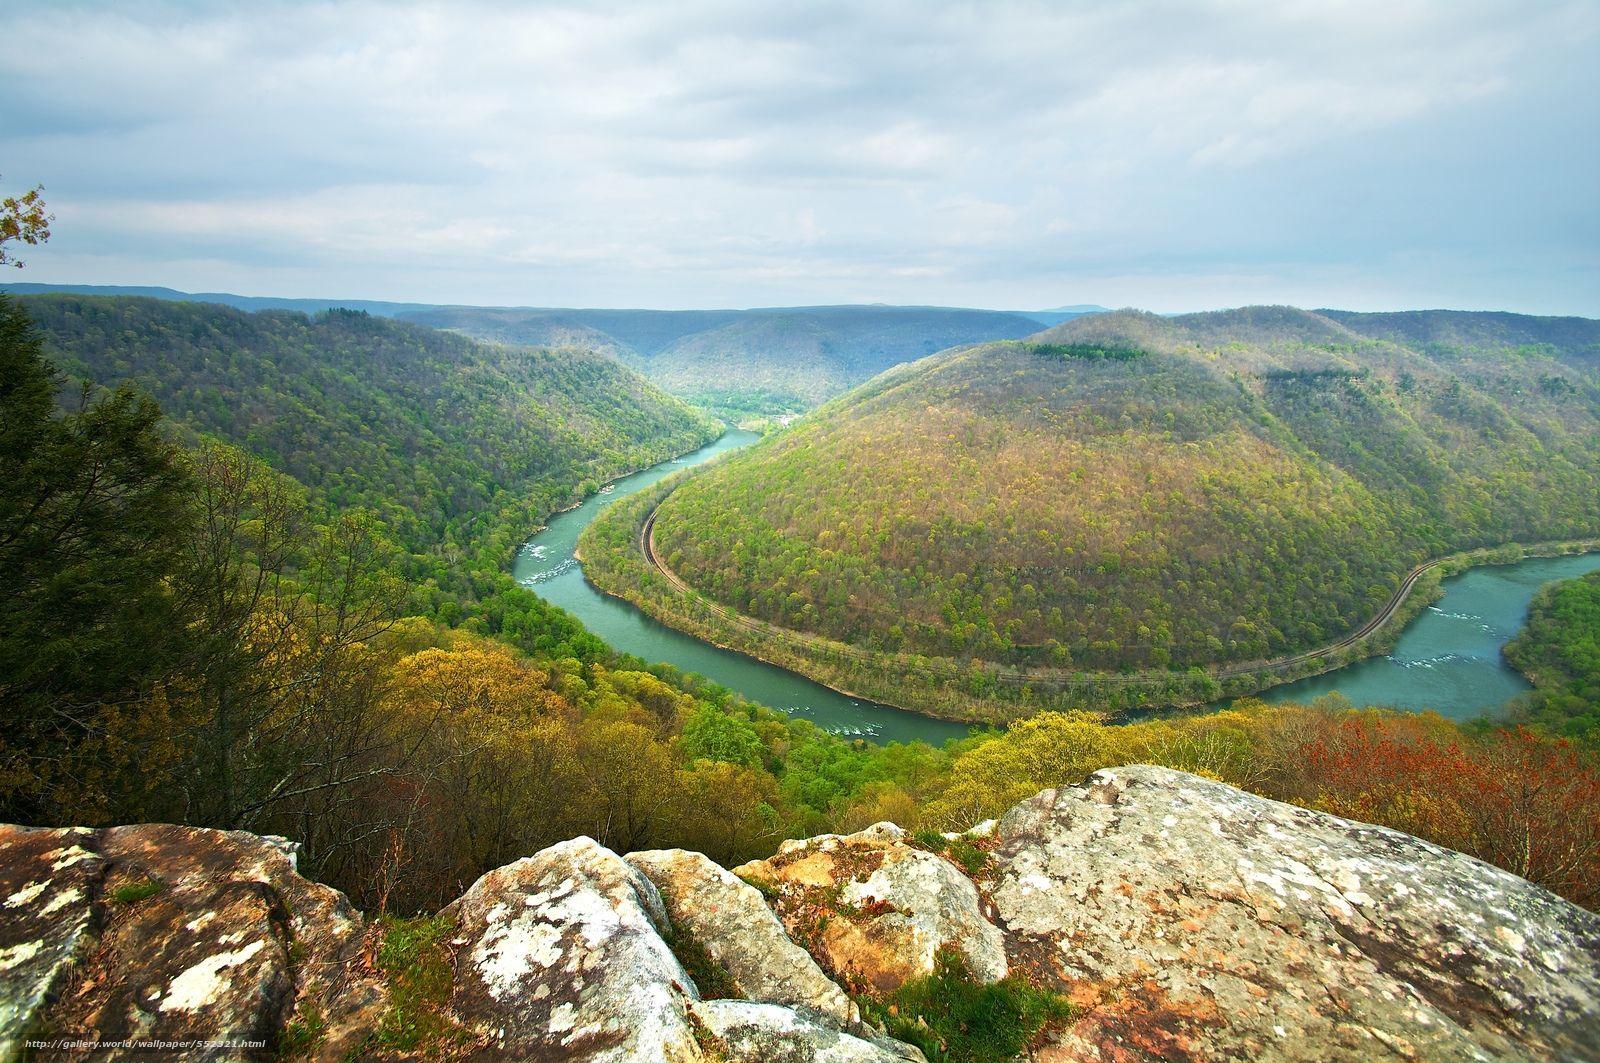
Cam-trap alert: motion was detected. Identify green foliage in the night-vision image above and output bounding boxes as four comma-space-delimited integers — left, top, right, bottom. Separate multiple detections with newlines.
869, 949, 1075, 1063
682, 704, 766, 767
370, 914, 468, 1053
276, 1002, 325, 1059
0, 296, 194, 821
945, 837, 988, 876
18, 293, 718, 616
0, 178, 52, 268
1505, 571, 1600, 746
109, 878, 165, 904
911, 830, 989, 875
1025, 340, 1144, 360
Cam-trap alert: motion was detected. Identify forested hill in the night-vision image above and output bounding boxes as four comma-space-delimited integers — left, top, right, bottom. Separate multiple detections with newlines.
19, 294, 719, 568
648, 305, 1600, 682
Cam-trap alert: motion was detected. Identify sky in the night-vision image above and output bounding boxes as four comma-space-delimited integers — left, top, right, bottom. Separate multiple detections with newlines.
2, 1, 1597, 314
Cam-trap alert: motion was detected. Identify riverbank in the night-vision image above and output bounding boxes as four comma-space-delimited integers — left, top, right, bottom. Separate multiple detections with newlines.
582, 455, 1600, 725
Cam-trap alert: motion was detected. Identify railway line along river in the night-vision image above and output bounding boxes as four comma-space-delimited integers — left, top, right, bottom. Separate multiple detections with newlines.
514, 430, 1600, 743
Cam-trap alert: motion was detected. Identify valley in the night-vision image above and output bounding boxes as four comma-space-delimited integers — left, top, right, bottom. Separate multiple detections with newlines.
529, 427, 1600, 740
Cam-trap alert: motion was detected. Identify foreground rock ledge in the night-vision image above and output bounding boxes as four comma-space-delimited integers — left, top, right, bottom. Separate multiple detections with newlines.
3, 766, 1598, 1061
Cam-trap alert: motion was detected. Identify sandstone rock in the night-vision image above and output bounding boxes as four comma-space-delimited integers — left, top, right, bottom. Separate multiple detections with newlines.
690, 999, 926, 1062
628, 848, 858, 1027
0, 823, 384, 1062
735, 822, 1006, 993
444, 835, 703, 1061
990, 765, 1600, 1062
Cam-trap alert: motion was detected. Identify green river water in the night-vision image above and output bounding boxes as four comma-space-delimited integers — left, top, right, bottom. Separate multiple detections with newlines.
513, 431, 1598, 744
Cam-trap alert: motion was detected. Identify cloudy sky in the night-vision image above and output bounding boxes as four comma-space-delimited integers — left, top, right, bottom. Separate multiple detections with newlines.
3, 1, 1596, 313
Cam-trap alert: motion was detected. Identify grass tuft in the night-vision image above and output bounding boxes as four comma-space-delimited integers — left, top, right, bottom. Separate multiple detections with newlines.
660, 903, 743, 1000
276, 1002, 325, 1058
369, 914, 470, 1053
865, 948, 1076, 1063
109, 878, 165, 904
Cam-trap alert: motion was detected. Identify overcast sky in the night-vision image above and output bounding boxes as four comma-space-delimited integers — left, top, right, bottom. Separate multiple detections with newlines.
3, 1, 1596, 313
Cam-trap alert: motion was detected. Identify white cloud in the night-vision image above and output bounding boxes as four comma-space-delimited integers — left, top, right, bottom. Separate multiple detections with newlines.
1, 0, 1596, 312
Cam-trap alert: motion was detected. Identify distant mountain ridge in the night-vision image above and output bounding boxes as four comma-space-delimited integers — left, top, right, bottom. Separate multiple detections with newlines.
404, 303, 1089, 413
1, 284, 1104, 414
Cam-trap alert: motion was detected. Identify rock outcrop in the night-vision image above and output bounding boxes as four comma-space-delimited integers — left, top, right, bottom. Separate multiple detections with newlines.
991, 765, 1600, 1061
0, 823, 384, 1061
4, 767, 1599, 1061
734, 821, 1007, 993
443, 836, 702, 1060
688, 999, 919, 1062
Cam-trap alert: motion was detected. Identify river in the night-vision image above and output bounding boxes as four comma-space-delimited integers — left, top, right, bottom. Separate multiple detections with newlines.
1260, 551, 1600, 719
511, 430, 974, 745
515, 431, 1598, 743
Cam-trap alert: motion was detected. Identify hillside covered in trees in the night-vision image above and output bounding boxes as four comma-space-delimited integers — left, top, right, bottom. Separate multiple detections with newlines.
626, 307, 1600, 711
18, 294, 719, 607
2, 285, 1099, 417
5, 285, 1600, 955
1506, 571, 1600, 747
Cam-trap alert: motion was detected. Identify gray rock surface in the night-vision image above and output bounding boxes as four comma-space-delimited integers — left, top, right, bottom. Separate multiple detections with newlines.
444, 835, 703, 1061
690, 999, 925, 1062
0, 823, 384, 1062
734, 821, 1006, 992
990, 764, 1600, 1062
628, 847, 858, 1026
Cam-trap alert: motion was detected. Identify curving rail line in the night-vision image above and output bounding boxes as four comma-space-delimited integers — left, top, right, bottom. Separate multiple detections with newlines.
641, 488, 1593, 694
637, 494, 1471, 693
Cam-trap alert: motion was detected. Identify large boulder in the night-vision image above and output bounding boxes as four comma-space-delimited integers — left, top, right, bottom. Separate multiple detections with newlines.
444, 836, 704, 1061
734, 822, 1006, 993
0, 823, 384, 1062
628, 848, 858, 1027
990, 765, 1600, 1062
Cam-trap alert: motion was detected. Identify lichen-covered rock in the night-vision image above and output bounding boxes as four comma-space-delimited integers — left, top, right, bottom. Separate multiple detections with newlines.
0, 826, 103, 1060
689, 999, 926, 1062
628, 848, 858, 1027
444, 836, 703, 1061
990, 765, 1600, 1062
0, 823, 384, 1062
734, 822, 1006, 993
